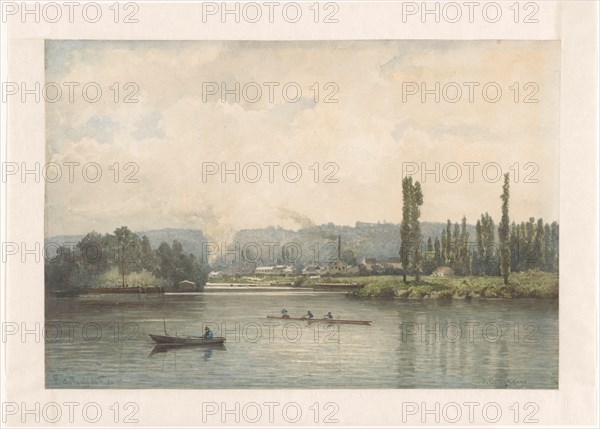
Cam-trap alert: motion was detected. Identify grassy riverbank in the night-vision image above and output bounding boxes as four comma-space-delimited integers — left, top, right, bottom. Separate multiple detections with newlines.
350, 271, 558, 299
209, 271, 558, 299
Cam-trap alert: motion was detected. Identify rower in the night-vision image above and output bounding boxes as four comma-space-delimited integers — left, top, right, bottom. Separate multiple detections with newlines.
324, 312, 334, 319
204, 326, 214, 340
281, 308, 290, 319
304, 310, 314, 319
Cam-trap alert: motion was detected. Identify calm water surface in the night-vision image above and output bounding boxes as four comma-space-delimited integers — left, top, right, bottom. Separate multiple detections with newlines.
46, 292, 558, 389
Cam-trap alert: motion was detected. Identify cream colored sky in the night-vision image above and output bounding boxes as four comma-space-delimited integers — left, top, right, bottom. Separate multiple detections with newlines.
45, 40, 559, 240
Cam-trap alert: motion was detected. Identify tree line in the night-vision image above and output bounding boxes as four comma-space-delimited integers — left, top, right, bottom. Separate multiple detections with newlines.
45, 226, 208, 291
401, 174, 559, 284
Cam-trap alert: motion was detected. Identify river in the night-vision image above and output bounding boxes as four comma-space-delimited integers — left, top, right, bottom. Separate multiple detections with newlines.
45, 291, 558, 389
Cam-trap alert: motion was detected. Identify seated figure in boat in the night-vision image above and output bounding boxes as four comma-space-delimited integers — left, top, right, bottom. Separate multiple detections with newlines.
281, 308, 290, 318
324, 311, 334, 319
304, 310, 314, 319
204, 326, 214, 340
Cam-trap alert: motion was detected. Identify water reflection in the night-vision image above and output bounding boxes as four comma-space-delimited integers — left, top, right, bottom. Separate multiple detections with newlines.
149, 344, 226, 357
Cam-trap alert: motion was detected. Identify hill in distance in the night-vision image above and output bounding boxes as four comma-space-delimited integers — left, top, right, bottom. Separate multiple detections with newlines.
45, 222, 476, 263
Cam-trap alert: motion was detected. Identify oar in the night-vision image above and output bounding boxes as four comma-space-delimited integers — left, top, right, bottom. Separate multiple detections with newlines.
163, 318, 167, 335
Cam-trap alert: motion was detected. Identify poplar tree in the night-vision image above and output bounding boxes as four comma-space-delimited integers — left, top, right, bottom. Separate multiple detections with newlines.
411, 181, 424, 281
400, 177, 413, 283
400, 177, 424, 282
446, 220, 452, 263
452, 223, 460, 264
499, 173, 511, 285
434, 236, 441, 264
441, 233, 447, 264
534, 218, 545, 269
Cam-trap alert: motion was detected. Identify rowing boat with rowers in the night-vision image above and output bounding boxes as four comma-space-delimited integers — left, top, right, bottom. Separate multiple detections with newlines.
266, 316, 372, 326
149, 319, 225, 346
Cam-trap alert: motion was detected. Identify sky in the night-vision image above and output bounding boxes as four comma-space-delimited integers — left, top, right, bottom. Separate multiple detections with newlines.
45, 40, 560, 241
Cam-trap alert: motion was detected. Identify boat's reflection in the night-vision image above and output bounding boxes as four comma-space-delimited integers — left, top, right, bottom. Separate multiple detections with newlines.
149, 343, 226, 358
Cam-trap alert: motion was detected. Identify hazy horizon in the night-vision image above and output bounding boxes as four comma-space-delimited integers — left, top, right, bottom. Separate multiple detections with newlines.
45, 216, 559, 242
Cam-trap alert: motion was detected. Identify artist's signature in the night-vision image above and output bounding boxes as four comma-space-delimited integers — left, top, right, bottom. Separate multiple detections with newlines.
51, 374, 114, 386
479, 376, 527, 387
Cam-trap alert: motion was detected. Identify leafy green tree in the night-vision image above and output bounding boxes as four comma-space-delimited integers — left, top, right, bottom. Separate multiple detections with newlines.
452, 223, 460, 263
140, 236, 157, 272
460, 216, 469, 266
543, 223, 553, 272
77, 231, 108, 277
400, 177, 424, 282
45, 245, 78, 291
525, 217, 536, 269
441, 232, 447, 264
476, 213, 496, 275
156, 241, 175, 280
400, 177, 413, 283
446, 220, 452, 263
499, 173, 511, 285
550, 222, 559, 272
475, 219, 483, 269
113, 226, 137, 286
410, 181, 424, 281
533, 218, 545, 270
341, 249, 357, 266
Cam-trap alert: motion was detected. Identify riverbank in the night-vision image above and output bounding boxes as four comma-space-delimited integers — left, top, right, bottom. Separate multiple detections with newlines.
349, 271, 558, 299
205, 271, 558, 299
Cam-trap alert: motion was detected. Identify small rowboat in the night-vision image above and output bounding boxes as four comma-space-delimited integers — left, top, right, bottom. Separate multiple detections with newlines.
149, 333, 225, 345
266, 316, 372, 326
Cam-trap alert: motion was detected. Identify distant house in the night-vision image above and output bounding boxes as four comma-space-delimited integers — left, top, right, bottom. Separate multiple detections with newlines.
326, 259, 349, 274
255, 266, 274, 275
432, 267, 454, 277
255, 265, 294, 276
318, 235, 360, 276
208, 271, 222, 279
178, 280, 197, 291
324, 259, 359, 276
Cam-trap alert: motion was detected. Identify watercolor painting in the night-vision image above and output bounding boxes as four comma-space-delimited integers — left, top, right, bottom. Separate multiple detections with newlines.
44, 40, 559, 389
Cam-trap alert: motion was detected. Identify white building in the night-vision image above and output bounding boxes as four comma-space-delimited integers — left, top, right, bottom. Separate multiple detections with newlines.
255, 265, 294, 276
